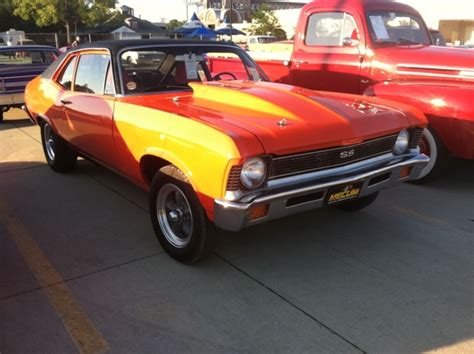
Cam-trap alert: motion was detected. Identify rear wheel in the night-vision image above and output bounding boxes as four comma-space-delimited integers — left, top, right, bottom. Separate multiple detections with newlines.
40, 121, 77, 172
149, 166, 216, 263
0, 107, 5, 122
336, 191, 379, 211
412, 127, 448, 183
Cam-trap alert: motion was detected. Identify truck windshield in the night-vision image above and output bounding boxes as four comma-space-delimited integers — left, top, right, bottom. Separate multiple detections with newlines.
366, 11, 431, 46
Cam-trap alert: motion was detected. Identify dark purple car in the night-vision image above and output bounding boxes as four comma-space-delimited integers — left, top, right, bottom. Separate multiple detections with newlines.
0, 45, 60, 122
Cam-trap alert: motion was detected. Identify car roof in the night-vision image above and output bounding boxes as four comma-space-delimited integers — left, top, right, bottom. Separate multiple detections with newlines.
0, 45, 59, 51
303, 0, 421, 15
73, 39, 239, 56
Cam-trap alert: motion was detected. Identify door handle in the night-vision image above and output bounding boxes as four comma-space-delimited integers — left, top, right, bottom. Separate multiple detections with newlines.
60, 99, 72, 105
294, 60, 308, 65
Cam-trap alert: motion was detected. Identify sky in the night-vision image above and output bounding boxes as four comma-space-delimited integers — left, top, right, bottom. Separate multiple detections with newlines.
119, 0, 474, 25
118, 0, 198, 22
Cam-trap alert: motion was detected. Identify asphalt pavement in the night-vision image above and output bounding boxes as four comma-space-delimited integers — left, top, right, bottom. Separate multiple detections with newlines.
1, 110, 473, 353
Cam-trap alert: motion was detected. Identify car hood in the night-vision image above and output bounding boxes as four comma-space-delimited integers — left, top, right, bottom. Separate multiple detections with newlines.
373, 45, 474, 82
122, 81, 424, 156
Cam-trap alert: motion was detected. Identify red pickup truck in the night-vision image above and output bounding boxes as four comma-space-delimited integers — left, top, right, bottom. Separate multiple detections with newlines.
212, 0, 474, 181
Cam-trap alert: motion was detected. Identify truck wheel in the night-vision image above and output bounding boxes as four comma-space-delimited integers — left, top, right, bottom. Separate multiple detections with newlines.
412, 127, 447, 183
0, 107, 4, 123
149, 166, 217, 263
40, 121, 77, 172
336, 191, 379, 211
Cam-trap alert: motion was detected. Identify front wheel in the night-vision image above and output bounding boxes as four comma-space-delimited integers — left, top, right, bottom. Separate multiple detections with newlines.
40, 121, 77, 172
336, 191, 379, 211
149, 166, 216, 263
412, 127, 448, 183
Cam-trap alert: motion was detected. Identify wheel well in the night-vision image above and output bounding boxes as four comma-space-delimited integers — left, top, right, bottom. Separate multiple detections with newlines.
140, 155, 172, 185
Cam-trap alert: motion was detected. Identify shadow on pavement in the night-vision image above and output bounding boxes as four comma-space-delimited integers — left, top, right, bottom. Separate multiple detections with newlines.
216, 159, 474, 353
0, 118, 35, 131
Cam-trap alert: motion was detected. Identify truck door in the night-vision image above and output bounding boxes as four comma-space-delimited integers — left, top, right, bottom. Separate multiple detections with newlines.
290, 10, 364, 94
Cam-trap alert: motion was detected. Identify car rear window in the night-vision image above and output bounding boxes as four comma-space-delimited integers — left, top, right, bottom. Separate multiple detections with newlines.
0, 49, 58, 65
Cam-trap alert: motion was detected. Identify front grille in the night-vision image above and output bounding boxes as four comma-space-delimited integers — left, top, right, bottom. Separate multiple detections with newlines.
269, 134, 398, 179
226, 165, 242, 191
409, 127, 424, 149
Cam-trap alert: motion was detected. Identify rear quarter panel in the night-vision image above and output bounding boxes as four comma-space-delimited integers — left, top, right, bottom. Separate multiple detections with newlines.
24, 77, 62, 125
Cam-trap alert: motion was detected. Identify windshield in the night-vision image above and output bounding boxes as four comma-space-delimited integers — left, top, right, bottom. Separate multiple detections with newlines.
366, 11, 431, 46
119, 45, 267, 94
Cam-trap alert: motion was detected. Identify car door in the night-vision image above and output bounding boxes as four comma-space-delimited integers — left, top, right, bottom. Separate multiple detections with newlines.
61, 51, 117, 166
290, 10, 365, 94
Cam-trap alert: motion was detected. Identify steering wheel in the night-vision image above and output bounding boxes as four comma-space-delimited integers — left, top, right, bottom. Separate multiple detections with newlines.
212, 72, 238, 81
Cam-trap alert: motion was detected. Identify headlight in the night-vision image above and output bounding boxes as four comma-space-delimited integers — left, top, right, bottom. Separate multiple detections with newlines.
393, 129, 410, 155
240, 157, 267, 189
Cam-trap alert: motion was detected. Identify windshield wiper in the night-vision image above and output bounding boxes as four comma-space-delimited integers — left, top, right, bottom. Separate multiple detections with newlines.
397, 37, 421, 45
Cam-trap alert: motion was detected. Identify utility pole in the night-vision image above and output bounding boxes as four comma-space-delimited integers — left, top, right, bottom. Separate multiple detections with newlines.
230, 0, 233, 41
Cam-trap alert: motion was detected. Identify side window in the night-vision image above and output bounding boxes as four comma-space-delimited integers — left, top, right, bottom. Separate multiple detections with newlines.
306, 12, 358, 46
57, 56, 77, 90
74, 54, 110, 95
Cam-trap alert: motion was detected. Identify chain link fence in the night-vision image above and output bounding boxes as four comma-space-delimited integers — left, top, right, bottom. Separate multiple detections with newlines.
22, 32, 204, 48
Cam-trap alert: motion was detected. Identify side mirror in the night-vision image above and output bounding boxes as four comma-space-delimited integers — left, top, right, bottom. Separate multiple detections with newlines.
342, 37, 359, 47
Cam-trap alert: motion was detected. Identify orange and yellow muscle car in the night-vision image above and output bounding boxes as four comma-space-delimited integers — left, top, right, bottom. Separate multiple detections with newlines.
24, 40, 429, 263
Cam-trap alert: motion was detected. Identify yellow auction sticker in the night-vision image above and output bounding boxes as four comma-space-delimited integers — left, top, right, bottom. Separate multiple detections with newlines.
327, 183, 362, 204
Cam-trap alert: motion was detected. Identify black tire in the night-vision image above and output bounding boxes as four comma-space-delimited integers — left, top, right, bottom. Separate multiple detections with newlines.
336, 191, 379, 211
411, 127, 448, 184
149, 166, 217, 263
0, 108, 4, 123
40, 120, 77, 172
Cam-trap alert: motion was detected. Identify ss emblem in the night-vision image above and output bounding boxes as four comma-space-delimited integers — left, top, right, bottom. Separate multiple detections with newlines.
339, 149, 355, 159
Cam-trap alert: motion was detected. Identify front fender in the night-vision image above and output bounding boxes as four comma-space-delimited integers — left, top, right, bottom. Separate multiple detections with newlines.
364, 81, 474, 159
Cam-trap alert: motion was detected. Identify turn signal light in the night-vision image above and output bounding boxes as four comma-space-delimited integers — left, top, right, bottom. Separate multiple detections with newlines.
247, 204, 269, 220
399, 166, 412, 179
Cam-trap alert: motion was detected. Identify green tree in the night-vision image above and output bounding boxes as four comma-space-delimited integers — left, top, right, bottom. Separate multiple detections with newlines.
13, 0, 85, 43
12, 0, 119, 42
166, 19, 186, 32
249, 5, 286, 40
82, 0, 121, 29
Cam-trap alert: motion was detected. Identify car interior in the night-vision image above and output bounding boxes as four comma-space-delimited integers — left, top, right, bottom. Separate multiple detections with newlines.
120, 48, 254, 94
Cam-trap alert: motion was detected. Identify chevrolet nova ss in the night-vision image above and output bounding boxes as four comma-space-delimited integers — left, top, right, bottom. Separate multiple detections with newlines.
24, 40, 429, 263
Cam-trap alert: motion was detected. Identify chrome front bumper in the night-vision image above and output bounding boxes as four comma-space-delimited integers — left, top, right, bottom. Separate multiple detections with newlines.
214, 152, 429, 231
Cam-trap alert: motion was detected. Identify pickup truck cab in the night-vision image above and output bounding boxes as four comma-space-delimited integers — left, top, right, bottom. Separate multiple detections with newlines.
239, 0, 474, 181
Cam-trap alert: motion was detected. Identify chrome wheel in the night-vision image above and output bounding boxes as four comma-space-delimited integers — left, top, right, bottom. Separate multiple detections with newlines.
156, 183, 193, 248
43, 123, 56, 161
